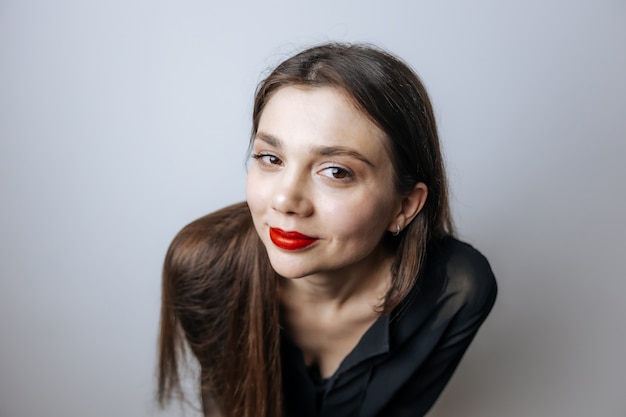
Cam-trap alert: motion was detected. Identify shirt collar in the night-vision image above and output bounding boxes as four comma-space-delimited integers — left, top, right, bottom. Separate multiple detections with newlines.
335, 312, 390, 374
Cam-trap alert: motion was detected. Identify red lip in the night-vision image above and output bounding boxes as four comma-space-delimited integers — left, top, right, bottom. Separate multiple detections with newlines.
269, 228, 318, 251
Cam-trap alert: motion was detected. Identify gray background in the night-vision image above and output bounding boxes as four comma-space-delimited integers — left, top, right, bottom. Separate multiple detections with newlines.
1, 1, 625, 416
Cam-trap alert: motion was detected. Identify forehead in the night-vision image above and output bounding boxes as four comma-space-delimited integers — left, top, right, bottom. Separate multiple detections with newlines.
257, 86, 391, 156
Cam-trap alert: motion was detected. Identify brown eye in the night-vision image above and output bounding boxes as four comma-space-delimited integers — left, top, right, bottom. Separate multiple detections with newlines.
252, 153, 282, 165
267, 155, 280, 164
330, 167, 348, 179
319, 166, 353, 180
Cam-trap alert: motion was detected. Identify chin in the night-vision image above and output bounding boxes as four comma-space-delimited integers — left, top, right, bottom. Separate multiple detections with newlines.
268, 264, 310, 280
265, 255, 312, 279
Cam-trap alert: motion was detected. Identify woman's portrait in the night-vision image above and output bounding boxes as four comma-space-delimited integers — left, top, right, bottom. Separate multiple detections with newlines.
158, 44, 497, 417
1, 1, 624, 417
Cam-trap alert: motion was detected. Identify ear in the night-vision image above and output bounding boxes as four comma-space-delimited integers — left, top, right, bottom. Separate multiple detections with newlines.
387, 182, 428, 234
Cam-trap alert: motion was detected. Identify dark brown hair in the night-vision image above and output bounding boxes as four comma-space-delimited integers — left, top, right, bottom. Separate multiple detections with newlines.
159, 42, 454, 417
252, 42, 454, 312
158, 202, 281, 417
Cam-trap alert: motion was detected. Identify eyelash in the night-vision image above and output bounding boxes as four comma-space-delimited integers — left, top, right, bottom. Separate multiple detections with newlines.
251, 153, 354, 182
251, 153, 282, 165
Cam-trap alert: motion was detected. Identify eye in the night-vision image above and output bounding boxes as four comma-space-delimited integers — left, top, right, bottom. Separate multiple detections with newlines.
319, 166, 353, 180
251, 153, 282, 166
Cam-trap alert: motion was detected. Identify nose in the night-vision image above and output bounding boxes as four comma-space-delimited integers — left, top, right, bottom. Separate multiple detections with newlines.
271, 170, 313, 217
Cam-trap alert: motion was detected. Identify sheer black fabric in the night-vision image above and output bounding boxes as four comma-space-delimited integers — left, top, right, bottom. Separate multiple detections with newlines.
281, 236, 497, 417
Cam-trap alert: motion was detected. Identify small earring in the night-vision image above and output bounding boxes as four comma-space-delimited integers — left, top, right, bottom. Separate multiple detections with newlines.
393, 224, 401, 236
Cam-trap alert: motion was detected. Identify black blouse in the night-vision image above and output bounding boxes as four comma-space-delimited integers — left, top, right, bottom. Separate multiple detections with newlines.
281, 236, 498, 417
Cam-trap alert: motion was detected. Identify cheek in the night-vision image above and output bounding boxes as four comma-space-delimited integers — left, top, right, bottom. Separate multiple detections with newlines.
321, 195, 395, 240
246, 173, 266, 220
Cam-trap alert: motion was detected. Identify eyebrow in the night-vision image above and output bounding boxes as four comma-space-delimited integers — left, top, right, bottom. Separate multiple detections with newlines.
254, 132, 375, 167
255, 132, 281, 148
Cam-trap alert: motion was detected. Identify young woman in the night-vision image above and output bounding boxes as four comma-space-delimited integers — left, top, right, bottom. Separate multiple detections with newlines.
159, 43, 497, 417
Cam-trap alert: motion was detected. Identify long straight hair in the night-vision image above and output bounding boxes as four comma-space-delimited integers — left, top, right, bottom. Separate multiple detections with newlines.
158, 202, 281, 417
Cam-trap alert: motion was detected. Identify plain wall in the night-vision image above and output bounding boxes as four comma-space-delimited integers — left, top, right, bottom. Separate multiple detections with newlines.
1, 1, 625, 416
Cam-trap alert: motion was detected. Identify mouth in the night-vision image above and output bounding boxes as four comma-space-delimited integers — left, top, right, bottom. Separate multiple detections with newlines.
269, 228, 318, 251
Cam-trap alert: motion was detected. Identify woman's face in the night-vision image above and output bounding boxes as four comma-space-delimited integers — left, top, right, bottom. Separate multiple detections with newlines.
246, 86, 404, 280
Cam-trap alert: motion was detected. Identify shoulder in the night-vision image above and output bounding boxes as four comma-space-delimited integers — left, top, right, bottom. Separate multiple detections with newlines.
425, 236, 498, 318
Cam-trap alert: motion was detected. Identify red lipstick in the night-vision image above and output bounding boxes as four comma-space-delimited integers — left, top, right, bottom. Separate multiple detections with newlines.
269, 228, 318, 251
